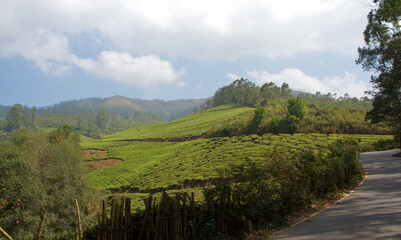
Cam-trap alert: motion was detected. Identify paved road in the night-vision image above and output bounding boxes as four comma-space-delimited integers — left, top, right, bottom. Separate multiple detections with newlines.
271, 149, 401, 240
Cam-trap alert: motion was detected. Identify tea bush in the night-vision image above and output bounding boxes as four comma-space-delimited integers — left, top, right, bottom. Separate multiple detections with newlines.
201, 139, 363, 234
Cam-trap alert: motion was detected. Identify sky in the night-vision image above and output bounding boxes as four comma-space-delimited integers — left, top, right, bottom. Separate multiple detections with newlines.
0, 0, 375, 107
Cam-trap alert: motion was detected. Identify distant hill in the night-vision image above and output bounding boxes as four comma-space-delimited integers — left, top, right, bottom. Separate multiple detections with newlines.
32, 95, 208, 121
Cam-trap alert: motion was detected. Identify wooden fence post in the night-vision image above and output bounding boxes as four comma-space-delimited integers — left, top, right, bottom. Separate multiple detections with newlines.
75, 200, 82, 240
181, 193, 188, 240
101, 200, 107, 240
125, 198, 131, 240
110, 199, 116, 240
172, 194, 182, 240
190, 192, 196, 240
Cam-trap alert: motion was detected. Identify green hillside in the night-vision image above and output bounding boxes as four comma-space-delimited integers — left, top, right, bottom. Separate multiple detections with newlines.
87, 133, 393, 190
83, 103, 396, 209
100, 104, 252, 141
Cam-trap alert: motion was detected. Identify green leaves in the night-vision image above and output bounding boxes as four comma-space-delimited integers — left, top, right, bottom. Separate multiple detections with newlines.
287, 98, 305, 120
357, 0, 401, 149
0, 127, 96, 238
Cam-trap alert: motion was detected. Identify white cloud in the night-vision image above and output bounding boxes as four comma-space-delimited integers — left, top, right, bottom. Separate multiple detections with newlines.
73, 51, 186, 87
245, 68, 369, 98
0, 29, 74, 74
0, 0, 370, 62
227, 73, 240, 82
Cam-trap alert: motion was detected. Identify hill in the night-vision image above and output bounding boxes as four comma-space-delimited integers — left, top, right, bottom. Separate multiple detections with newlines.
37, 95, 208, 121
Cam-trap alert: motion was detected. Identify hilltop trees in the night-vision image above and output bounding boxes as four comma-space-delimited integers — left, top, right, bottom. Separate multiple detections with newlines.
5, 104, 37, 132
213, 78, 291, 107
356, 0, 401, 148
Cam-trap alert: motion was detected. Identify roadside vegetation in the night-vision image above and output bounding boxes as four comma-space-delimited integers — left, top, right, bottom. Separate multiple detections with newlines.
0, 126, 97, 239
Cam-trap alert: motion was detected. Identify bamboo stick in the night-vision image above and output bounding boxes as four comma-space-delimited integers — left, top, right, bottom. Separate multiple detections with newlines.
0, 226, 13, 240
75, 200, 82, 240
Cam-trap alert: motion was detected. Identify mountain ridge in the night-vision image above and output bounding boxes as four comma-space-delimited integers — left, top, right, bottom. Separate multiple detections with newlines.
0, 95, 208, 121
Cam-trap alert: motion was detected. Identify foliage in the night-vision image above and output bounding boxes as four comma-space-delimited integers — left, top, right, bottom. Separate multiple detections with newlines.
199, 140, 363, 234
356, 0, 401, 148
213, 79, 292, 108
287, 98, 305, 120
248, 106, 267, 131
213, 78, 261, 107
5, 104, 37, 133
0, 126, 97, 239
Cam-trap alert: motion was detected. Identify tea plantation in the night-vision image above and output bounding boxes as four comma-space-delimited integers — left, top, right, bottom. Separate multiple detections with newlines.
82, 104, 395, 209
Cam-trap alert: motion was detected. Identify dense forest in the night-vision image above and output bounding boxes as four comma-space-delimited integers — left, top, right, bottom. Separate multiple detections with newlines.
0, 104, 164, 139
0, 96, 207, 139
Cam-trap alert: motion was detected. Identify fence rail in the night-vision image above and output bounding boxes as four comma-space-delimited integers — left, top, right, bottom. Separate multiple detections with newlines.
96, 190, 242, 240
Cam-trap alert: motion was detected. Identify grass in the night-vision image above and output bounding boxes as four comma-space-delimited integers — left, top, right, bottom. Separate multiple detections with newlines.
80, 135, 95, 143
101, 104, 252, 141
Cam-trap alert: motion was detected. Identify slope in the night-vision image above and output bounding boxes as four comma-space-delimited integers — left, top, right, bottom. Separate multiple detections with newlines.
100, 104, 252, 141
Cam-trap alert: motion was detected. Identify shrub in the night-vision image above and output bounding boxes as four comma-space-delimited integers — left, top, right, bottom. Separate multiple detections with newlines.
201, 140, 363, 235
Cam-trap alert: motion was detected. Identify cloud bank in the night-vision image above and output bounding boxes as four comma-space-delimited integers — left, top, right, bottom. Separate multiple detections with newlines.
0, 0, 370, 90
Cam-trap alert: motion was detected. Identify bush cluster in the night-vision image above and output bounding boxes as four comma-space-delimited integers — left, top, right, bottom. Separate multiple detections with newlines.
199, 140, 363, 237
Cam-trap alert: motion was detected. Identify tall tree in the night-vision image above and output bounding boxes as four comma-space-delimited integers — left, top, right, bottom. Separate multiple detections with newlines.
287, 98, 305, 120
356, 0, 401, 148
95, 108, 110, 130
6, 104, 23, 132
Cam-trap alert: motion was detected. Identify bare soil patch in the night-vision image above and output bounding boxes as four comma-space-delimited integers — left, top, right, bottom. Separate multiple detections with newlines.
88, 159, 122, 170
85, 149, 108, 157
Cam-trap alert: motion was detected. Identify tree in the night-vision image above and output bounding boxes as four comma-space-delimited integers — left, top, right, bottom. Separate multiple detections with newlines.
6, 104, 23, 132
96, 108, 110, 130
356, 0, 401, 149
249, 106, 267, 131
281, 82, 291, 98
287, 98, 305, 120
213, 78, 261, 107
0, 127, 97, 238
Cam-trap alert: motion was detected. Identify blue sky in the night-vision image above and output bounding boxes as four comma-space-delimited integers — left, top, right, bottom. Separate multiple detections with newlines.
0, 0, 373, 107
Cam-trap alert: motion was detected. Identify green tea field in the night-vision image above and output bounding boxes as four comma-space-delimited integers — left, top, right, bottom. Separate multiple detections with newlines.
82, 105, 395, 209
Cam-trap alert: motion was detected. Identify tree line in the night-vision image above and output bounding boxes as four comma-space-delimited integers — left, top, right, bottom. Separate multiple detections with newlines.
0, 104, 164, 139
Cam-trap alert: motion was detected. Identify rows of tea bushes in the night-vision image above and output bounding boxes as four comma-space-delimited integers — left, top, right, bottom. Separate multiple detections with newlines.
79, 139, 366, 239
101, 104, 252, 141
86, 133, 395, 210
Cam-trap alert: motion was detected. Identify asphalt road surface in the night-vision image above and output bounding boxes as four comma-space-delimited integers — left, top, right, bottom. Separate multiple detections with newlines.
271, 149, 401, 240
